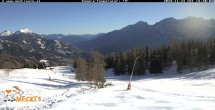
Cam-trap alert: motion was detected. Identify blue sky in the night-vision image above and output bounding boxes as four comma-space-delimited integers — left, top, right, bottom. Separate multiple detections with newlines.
0, 3, 215, 35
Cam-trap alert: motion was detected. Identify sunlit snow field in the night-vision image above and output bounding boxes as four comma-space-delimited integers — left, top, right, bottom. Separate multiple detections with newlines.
0, 66, 215, 110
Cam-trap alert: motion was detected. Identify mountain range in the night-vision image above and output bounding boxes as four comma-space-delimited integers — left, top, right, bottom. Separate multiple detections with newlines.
43, 33, 105, 45
0, 28, 86, 68
74, 17, 215, 54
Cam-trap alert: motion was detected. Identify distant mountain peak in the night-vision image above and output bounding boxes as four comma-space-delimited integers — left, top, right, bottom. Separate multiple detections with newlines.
155, 17, 176, 25
135, 21, 148, 26
0, 30, 14, 36
165, 17, 176, 20
16, 28, 33, 34
1, 28, 34, 37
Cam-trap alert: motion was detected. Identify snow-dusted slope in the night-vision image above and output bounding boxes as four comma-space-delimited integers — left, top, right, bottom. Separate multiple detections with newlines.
0, 67, 215, 110
0, 28, 32, 36
0, 30, 14, 36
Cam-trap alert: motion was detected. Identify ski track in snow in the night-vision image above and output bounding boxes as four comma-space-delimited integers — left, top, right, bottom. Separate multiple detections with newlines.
37, 86, 93, 109
0, 67, 94, 110
0, 67, 215, 110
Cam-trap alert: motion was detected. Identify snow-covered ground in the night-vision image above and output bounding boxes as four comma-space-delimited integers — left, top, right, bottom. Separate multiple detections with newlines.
0, 67, 215, 110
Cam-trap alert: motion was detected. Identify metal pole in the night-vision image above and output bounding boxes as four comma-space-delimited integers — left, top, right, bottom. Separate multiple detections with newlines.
129, 56, 140, 82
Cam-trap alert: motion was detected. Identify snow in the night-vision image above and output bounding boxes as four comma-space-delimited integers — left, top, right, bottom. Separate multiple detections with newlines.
22, 40, 27, 44
17, 28, 32, 34
0, 67, 80, 109
39, 59, 48, 63
0, 67, 215, 110
0, 28, 32, 36
37, 38, 45, 49
52, 69, 215, 110
0, 30, 14, 36
54, 40, 66, 54
55, 40, 62, 50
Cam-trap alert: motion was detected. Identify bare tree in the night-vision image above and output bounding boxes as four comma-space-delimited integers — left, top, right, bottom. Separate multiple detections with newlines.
88, 50, 106, 88
75, 50, 106, 88
75, 58, 88, 81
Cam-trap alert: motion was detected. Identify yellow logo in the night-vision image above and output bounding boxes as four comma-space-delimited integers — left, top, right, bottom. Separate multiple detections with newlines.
16, 96, 41, 102
2, 86, 41, 102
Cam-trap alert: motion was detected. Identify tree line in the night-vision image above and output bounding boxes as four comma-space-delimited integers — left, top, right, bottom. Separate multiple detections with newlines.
105, 38, 215, 75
